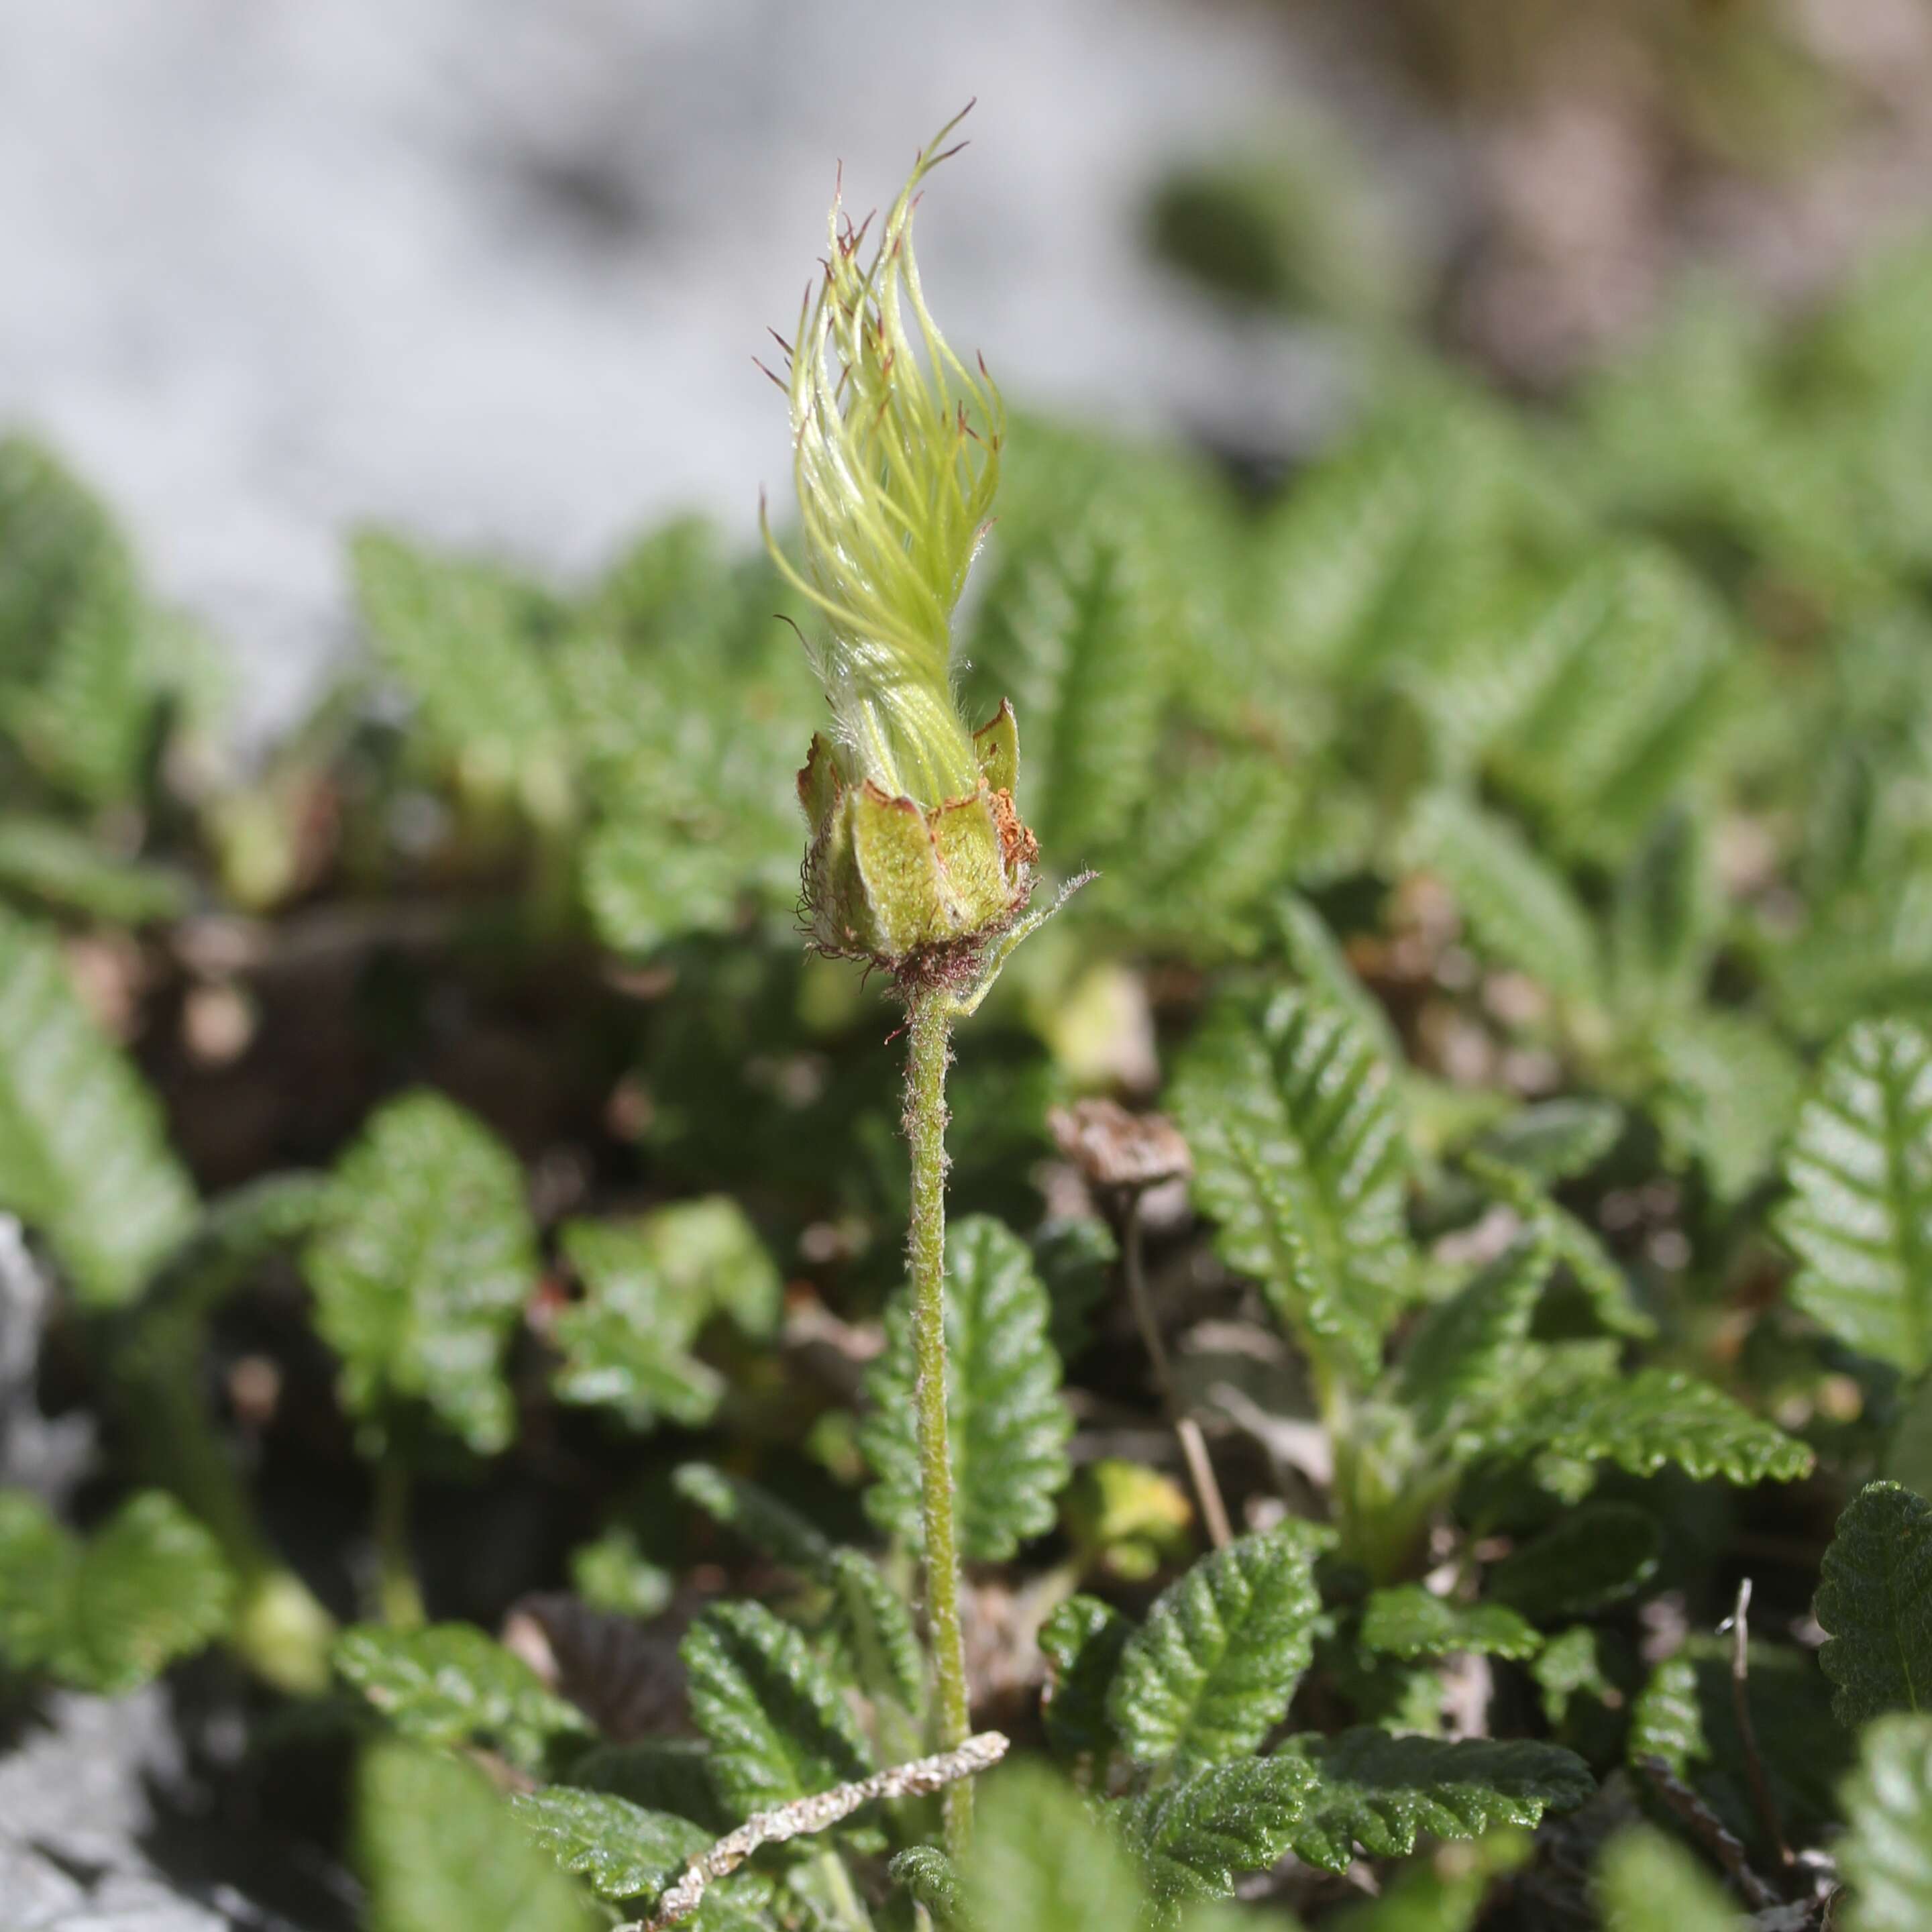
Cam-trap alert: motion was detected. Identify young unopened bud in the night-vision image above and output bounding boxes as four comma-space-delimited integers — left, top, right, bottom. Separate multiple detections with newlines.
767, 110, 1037, 980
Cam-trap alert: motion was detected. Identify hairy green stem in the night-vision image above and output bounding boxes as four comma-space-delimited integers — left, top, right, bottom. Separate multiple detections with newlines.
904, 989, 972, 1857
373, 1460, 426, 1629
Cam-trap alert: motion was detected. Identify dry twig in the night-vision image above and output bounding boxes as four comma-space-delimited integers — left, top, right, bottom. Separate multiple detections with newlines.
627, 1731, 1010, 1931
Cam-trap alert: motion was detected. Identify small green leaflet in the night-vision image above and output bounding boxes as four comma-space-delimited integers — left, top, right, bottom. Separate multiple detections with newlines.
358, 1742, 594, 1932
1278, 1729, 1593, 1874
513, 1787, 710, 1901
307, 1091, 538, 1454
1358, 1587, 1542, 1664
551, 1218, 725, 1430
0, 1489, 231, 1695
1778, 1018, 1932, 1375
333, 1623, 591, 1772
0, 907, 197, 1308
1592, 1825, 1742, 1932
682, 1599, 873, 1818
0, 814, 190, 924
1815, 1481, 1932, 1727
1652, 1009, 1805, 1208
1837, 1714, 1932, 1932
1533, 1627, 1617, 1729
1108, 1523, 1329, 1769
861, 1214, 1072, 1562
1040, 1593, 1134, 1766
1473, 1098, 1623, 1185
1171, 988, 1411, 1385
1122, 1755, 1318, 1909
673, 1463, 835, 1573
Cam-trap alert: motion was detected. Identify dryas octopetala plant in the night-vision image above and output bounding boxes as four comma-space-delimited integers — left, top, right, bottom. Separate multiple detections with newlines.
763, 110, 1068, 1858
767, 111, 1038, 987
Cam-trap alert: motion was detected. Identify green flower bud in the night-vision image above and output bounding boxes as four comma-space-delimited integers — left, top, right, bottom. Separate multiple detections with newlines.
768, 110, 1038, 977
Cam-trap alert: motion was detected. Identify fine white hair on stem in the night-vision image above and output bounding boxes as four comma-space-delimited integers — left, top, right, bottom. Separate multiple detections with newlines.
762, 105, 1005, 807
626, 1731, 1010, 1931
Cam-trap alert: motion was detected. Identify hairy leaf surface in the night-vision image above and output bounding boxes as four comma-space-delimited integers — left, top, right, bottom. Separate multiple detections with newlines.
1172, 989, 1411, 1383
1109, 1525, 1328, 1768
861, 1214, 1071, 1562
1358, 1587, 1542, 1663
1815, 1481, 1932, 1725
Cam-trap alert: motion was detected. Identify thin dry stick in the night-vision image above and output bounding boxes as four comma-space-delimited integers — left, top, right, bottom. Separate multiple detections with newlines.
1634, 1755, 1780, 1913
1722, 1577, 1792, 1876
629, 1733, 1010, 1931
1122, 1191, 1233, 1548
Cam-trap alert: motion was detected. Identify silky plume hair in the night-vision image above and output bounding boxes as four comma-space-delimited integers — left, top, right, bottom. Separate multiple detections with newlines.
764, 109, 1006, 809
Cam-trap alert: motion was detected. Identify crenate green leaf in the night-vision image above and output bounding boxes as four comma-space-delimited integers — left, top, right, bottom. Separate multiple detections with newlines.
861, 1214, 1072, 1562
1108, 1523, 1330, 1769
682, 1599, 873, 1819
1837, 1713, 1932, 1932
1519, 1366, 1813, 1487
1358, 1587, 1542, 1664
1815, 1481, 1932, 1727
1778, 1018, 1932, 1375
333, 1623, 591, 1772
307, 1091, 538, 1453
0, 906, 197, 1307
1652, 1010, 1805, 1207
0, 1489, 232, 1695
1172, 988, 1411, 1384
1489, 1503, 1663, 1622
512, 1787, 710, 1902
1122, 1755, 1318, 1908
1279, 1729, 1593, 1874
561, 1739, 731, 1835
1592, 1825, 1743, 1932
358, 1742, 594, 1932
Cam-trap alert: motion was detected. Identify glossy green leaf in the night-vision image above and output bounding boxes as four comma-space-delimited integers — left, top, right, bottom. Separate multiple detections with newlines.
1109, 1524, 1329, 1769
307, 1091, 537, 1453
1816, 1481, 1932, 1726
0, 1489, 232, 1694
861, 1214, 1072, 1562
513, 1787, 710, 1902
1171, 989, 1411, 1383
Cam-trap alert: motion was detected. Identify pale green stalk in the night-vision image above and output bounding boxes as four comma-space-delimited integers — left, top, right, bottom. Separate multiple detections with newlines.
904, 988, 972, 1856
374, 1460, 426, 1629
